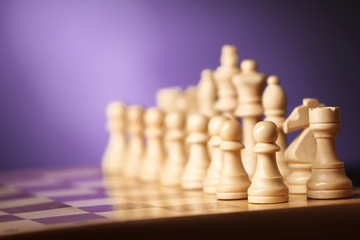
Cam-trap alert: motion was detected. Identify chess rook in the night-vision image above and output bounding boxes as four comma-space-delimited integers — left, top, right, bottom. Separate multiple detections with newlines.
160, 111, 187, 186
203, 115, 228, 194
197, 69, 218, 117
262, 75, 291, 177
102, 101, 127, 175
213, 45, 240, 114
217, 119, 250, 200
307, 107, 353, 199
248, 121, 289, 204
122, 105, 145, 179
139, 108, 165, 182
233, 59, 266, 179
182, 114, 210, 190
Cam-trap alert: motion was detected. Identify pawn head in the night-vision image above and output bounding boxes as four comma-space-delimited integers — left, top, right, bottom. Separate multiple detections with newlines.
187, 113, 208, 133
127, 105, 144, 122
219, 119, 242, 141
106, 101, 126, 118
253, 121, 278, 143
241, 59, 257, 72
166, 111, 185, 129
208, 115, 228, 136
145, 107, 163, 126
267, 75, 279, 85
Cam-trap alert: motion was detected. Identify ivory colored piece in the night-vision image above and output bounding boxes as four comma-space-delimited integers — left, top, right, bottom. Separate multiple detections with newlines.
196, 69, 218, 117
217, 120, 251, 200
121, 105, 145, 179
232, 59, 266, 179
102, 101, 127, 175
203, 115, 228, 194
283, 98, 323, 194
160, 111, 187, 186
248, 121, 289, 204
262, 76, 291, 177
213, 45, 240, 114
307, 107, 353, 199
182, 114, 210, 190
139, 108, 165, 182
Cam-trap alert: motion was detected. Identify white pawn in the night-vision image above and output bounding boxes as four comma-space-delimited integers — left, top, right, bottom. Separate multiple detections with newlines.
197, 69, 218, 117
203, 115, 228, 194
160, 111, 187, 186
139, 108, 165, 182
122, 105, 145, 179
248, 121, 289, 204
182, 114, 210, 190
262, 76, 291, 177
216, 120, 251, 200
102, 101, 127, 175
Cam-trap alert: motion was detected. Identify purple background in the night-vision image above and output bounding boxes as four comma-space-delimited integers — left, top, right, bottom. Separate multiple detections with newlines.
0, 0, 359, 170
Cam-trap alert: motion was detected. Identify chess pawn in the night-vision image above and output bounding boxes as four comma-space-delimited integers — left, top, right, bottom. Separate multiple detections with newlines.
139, 108, 165, 182
182, 114, 210, 190
102, 101, 127, 175
248, 121, 289, 204
160, 111, 187, 186
216, 120, 251, 200
307, 107, 353, 199
156, 87, 182, 112
213, 45, 240, 114
203, 115, 228, 194
122, 106, 145, 179
262, 76, 291, 177
197, 69, 218, 117
232, 59, 266, 179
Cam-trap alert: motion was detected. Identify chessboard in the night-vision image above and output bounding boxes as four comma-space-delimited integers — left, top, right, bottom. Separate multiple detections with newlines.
0, 166, 359, 240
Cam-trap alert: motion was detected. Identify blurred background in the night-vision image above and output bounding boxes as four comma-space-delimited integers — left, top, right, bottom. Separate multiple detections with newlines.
0, 0, 359, 171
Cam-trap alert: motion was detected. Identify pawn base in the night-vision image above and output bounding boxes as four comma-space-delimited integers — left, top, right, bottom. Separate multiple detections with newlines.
203, 186, 216, 194
216, 192, 248, 200
307, 189, 353, 200
248, 195, 288, 204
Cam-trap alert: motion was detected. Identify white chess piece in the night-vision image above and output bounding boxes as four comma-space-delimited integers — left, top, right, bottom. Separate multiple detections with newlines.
182, 114, 210, 190
216, 119, 251, 200
307, 107, 353, 199
160, 111, 187, 186
197, 69, 218, 117
203, 115, 228, 194
233, 59, 266, 179
262, 76, 291, 177
102, 101, 127, 175
139, 108, 165, 182
122, 105, 145, 179
248, 121, 289, 204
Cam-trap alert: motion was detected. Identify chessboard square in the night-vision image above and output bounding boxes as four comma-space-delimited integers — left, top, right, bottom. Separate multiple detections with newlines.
3, 201, 70, 214
161, 202, 237, 212
50, 192, 108, 202
0, 211, 8, 216
97, 208, 178, 221
13, 207, 89, 220
79, 203, 153, 212
65, 198, 117, 207
148, 196, 217, 207
0, 191, 33, 201
33, 188, 97, 198
0, 215, 24, 223
33, 213, 107, 225
0, 197, 53, 209
0, 186, 21, 197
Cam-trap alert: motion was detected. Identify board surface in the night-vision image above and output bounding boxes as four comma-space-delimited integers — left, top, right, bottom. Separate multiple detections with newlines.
0, 166, 359, 238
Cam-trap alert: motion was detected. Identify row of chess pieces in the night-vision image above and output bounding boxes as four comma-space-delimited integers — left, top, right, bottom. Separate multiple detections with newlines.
102, 45, 353, 204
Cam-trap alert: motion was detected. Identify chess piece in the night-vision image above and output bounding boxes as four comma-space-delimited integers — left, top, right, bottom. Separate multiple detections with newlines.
122, 105, 145, 179
233, 59, 266, 179
139, 108, 165, 182
248, 121, 289, 204
213, 45, 240, 114
160, 111, 187, 186
307, 107, 353, 199
197, 69, 218, 117
283, 98, 323, 194
182, 114, 210, 190
262, 76, 291, 177
156, 87, 182, 112
102, 101, 127, 175
203, 115, 228, 194
216, 120, 251, 200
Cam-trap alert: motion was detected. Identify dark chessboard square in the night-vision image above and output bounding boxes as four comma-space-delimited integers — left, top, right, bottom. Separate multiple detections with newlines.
79, 203, 153, 212
33, 213, 107, 225
2, 201, 71, 214
0, 215, 24, 223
